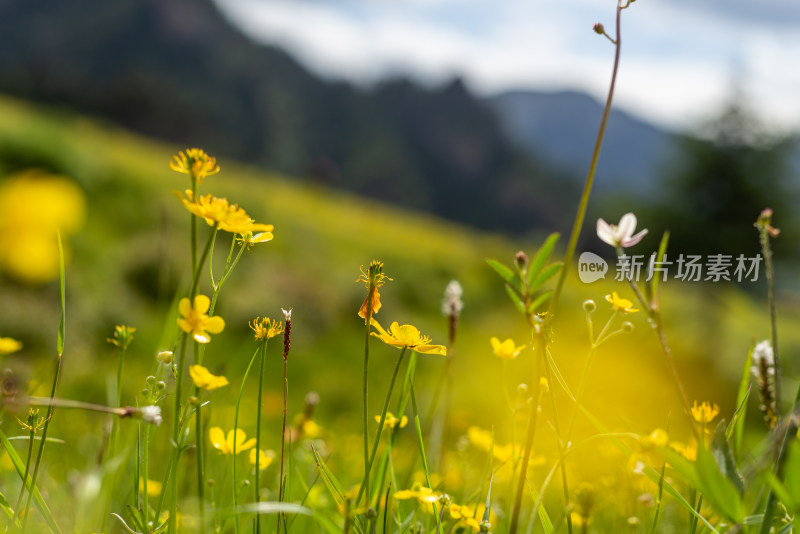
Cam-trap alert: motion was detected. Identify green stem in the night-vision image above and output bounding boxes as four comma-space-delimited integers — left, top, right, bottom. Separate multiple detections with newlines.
168, 333, 188, 534
409, 381, 442, 534
20, 352, 64, 534
759, 223, 780, 412
9, 429, 35, 529
255, 339, 268, 534
232, 346, 262, 534
277, 342, 289, 532
548, 1, 624, 318
109, 346, 127, 460
143, 423, 151, 534
356, 348, 407, 507
361, 285, 376, 508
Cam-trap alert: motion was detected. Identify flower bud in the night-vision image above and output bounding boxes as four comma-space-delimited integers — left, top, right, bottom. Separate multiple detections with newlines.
593, 22, 605, 34
583, 299, 597, 312
514, 251, 529, 270
157, 351, 173, 364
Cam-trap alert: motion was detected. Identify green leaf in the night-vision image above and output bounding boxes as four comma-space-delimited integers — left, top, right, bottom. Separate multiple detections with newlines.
782, 441, 800, 510
647, 231, 670, 312
0, 429, 62, 533
526, 233, 559, 286
504, 284, 526, 314
486, 258, 523, 295
695, 429, 744, 523
527, 482, 554, 534
57, 230, 66, 357
710, 421, 744, 496
526, 290, 553, 315
0, 489, 16, 524
529, 263, 562, 293
309, 443, 345, 506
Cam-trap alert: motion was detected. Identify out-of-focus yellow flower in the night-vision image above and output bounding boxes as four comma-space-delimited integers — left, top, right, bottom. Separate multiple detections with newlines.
691, 401, 720, 424
176, 190, 274, 237
0, 171, 86, 284
394, 485, 440, 505
669, 440, 697, 461
0, 337, 23, 355
370, 318, 446, 355
605, 292, 639, 314
178, 294, 225, 343
490, 337, 526, 359
139, 478, 162, 497
169, 148, 220, 184
189, 364, 229, 391
375, 412, 408, 430
249, 317, 283, 342
106, 325, 136, 350
209, 427, 256, 455
357, 261, 392, 321
249, 448, 275, 470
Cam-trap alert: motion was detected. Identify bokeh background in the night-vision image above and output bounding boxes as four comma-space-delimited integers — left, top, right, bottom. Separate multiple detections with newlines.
0, 0, 799, 529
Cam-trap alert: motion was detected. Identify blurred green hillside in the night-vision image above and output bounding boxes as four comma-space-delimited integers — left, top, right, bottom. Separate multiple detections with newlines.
1, 93, 798, 472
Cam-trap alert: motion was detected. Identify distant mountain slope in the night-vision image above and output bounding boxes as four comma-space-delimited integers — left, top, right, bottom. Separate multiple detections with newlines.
487, 90, 680, 195
0, 0, 575, 234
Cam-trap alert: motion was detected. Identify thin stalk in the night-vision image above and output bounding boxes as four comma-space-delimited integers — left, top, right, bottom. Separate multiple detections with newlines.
759, 220, 780, 411
135, 425, 140, 510
9, 428, 35, 529
356, 348, 407, 507
409, 381, 442, 534
277, 345, 288, 531
548, 0, 625, 317
168, 333, 188, 534
232, 345, 262, 534
20, 353, 64, 534
109, 344, 127, 462
362, 285, 376, 508
143, 424, 151, 534
255, 339, 268, 534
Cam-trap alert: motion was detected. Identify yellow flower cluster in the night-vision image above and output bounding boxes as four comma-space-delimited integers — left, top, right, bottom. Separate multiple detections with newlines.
249, 316, 284, 342
169, 148, 220, 184
176, 190, 274, 237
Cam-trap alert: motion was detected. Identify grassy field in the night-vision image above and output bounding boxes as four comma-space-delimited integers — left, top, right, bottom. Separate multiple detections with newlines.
0, 94, 798, 533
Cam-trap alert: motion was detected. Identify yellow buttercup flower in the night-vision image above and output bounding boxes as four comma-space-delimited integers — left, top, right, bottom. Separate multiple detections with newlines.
249, 317, 284, 342
176, 190, 274, 237
249, 448, 275, 470
209, 427, 256, 455
189, 365, 229, 391
0, 337, 23, 355
605, 292, 639, 314
375, 412, 408, 430
169, 148, 220, 184
370, 318, 446, 355
490, 337, 526, 359
178, 294, 225, 344
691, 401, 720, 424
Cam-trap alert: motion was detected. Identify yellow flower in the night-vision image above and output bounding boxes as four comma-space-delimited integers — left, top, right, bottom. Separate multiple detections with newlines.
249, 448, 275, 470
691, 401, 720, 424
375, 412, 408, 430
490, 337, 526, 359
139, 478, 162, 498
176, 190, 274, 237
605, 292, 639, 314
178, 295, 225, 343
249, 317, 284, 342
169, 148, 220, 184
189, 365, 229, 391
357, 261, 392, 321
209, 427, 256, 455
0, 171, 86, 284
394, 485, 440, 505
669, 440, 698, 461
370, 318, 446, 355
0, 337, 23, 356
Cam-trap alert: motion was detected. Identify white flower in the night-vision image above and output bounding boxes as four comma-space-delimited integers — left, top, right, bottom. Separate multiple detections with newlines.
597, 213, 648, 248
281, 308, 292, 321
752, 340, 775, 376
441, 280, 464, 316
140, 405, 163, 426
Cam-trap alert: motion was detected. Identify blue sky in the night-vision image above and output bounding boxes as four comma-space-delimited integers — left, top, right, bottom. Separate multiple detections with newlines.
214, 0, 800, 133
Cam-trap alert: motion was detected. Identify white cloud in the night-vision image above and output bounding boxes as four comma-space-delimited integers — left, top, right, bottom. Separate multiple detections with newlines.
215, 0, 800, 132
